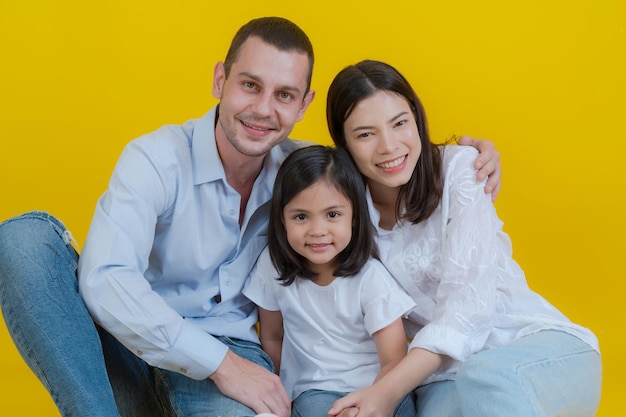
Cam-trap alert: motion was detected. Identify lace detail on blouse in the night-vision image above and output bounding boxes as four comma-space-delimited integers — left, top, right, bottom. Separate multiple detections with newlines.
371, 146, 598, 371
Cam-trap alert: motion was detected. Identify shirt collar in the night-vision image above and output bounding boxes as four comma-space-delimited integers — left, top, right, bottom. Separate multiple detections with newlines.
190, 105, 292, 191
191, 106, 223, 185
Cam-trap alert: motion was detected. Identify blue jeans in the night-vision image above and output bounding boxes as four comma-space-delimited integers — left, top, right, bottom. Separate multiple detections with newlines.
415, 330, 602, 417
292, 389, 416, 417
0, 212, 273, 417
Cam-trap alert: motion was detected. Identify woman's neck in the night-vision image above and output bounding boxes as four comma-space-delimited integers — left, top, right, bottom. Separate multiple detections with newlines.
368, 181, 401, 230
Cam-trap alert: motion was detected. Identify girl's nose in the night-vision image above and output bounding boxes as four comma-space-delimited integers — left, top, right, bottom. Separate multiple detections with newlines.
307, 219, 327, 237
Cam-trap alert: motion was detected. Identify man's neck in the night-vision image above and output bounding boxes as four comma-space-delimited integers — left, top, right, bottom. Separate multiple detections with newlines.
215, 129, 265, 226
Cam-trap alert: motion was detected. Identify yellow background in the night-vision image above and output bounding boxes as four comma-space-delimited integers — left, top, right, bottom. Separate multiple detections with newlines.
1, 0, 623, 415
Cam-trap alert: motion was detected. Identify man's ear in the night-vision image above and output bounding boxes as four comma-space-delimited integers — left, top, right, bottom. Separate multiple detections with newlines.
212, 62, 226, 99
295, 89, 316, 122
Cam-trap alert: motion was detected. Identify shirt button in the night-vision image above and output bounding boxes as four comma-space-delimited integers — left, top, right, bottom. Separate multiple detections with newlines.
136, 350, 143, 356
229, 209, 235, 216
225, 279, 232, 286
179, 367, 187, 374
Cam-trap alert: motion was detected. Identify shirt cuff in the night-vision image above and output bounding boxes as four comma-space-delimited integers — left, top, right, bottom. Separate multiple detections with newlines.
156, 320, 229, 380
408, 323, 470, 361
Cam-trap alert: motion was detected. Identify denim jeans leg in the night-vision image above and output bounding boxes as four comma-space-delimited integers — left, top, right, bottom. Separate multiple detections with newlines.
0, 211, 121, 417
455, 330, 601, 417
416, 330, 602, 417
393, 391, 417, 417
415, 380, 460, 417
292, 389, 344, 417
293, 388, 415, 417
98, 326, 168, 417
155, 336, 274, 417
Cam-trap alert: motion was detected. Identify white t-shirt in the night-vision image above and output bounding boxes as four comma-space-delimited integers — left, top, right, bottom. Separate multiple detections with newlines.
243, 247, 416, 399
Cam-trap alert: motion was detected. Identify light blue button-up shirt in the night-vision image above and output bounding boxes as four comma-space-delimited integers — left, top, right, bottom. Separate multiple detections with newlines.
78, 106, 305, 380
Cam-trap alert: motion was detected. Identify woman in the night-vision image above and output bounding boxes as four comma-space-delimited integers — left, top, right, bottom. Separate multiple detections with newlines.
325, 60, 601, 417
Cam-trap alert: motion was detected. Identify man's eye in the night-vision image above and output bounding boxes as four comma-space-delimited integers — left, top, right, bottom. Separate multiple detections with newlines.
278, 92, 292, 101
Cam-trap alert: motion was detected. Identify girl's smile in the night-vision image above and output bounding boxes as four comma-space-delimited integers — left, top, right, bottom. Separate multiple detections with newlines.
283, 179, 353, 277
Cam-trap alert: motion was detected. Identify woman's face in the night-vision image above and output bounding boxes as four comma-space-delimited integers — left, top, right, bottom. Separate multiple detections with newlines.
343, 91, 421, 192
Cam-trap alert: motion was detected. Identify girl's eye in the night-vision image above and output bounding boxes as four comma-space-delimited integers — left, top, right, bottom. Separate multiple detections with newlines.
356, 132, 372, 139
328, 211, 340, 219
294, 214, 307, 221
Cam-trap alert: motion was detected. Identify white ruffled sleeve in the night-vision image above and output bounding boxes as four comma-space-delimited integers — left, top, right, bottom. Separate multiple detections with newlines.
361, 261, 416, 336
409, 147, 503, 361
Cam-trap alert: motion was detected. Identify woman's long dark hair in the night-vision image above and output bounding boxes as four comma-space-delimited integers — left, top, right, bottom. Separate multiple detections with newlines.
269, 145, 378, 285
326, 60, 443, 225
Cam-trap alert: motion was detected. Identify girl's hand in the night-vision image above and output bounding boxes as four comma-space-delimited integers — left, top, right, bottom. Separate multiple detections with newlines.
328, 386, 396, 417
335, 406, 359, 417
329, 349, 444, 417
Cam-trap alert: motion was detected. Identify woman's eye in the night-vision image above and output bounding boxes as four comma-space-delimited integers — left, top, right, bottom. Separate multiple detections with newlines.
328, 212, 340, 219
395, 119, 407, 127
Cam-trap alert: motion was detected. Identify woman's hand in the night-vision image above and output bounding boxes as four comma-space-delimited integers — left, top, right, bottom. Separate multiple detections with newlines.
328, 385, 397, 417
328, 348, 446, 417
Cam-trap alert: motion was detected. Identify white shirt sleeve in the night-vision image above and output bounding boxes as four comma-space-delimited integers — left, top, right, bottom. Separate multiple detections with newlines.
409, 147, 502, 360
360, 260, 416, 335
78, 137, 228, 380
242, 247, 280, 311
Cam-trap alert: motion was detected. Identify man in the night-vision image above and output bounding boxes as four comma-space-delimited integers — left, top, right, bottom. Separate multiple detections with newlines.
0, 17, 500, 417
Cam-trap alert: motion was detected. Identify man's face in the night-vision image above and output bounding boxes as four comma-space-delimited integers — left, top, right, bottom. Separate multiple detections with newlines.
212, 36, 315, 159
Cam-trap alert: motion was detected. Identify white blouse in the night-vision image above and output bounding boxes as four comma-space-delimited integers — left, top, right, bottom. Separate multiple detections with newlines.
371, 146, 599, 383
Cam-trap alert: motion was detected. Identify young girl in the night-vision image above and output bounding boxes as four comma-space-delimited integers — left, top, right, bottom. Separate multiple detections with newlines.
243, 145, 416, 417
326, 60, 602, 417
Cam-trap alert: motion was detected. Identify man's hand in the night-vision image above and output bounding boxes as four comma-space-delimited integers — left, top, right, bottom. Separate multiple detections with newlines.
210, 349, 291, 417
458, 135, 502, 201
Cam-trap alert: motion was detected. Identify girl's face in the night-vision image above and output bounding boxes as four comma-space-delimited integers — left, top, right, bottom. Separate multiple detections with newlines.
343, 90, 421, 193
283, 179, 353, 274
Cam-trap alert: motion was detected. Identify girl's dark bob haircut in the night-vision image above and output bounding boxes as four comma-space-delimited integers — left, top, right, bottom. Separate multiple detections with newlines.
269, 145, 378, 285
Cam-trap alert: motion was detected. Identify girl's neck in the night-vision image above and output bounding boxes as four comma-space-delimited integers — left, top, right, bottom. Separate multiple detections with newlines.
368, 181, 401, 230
309, 262, 337, 287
